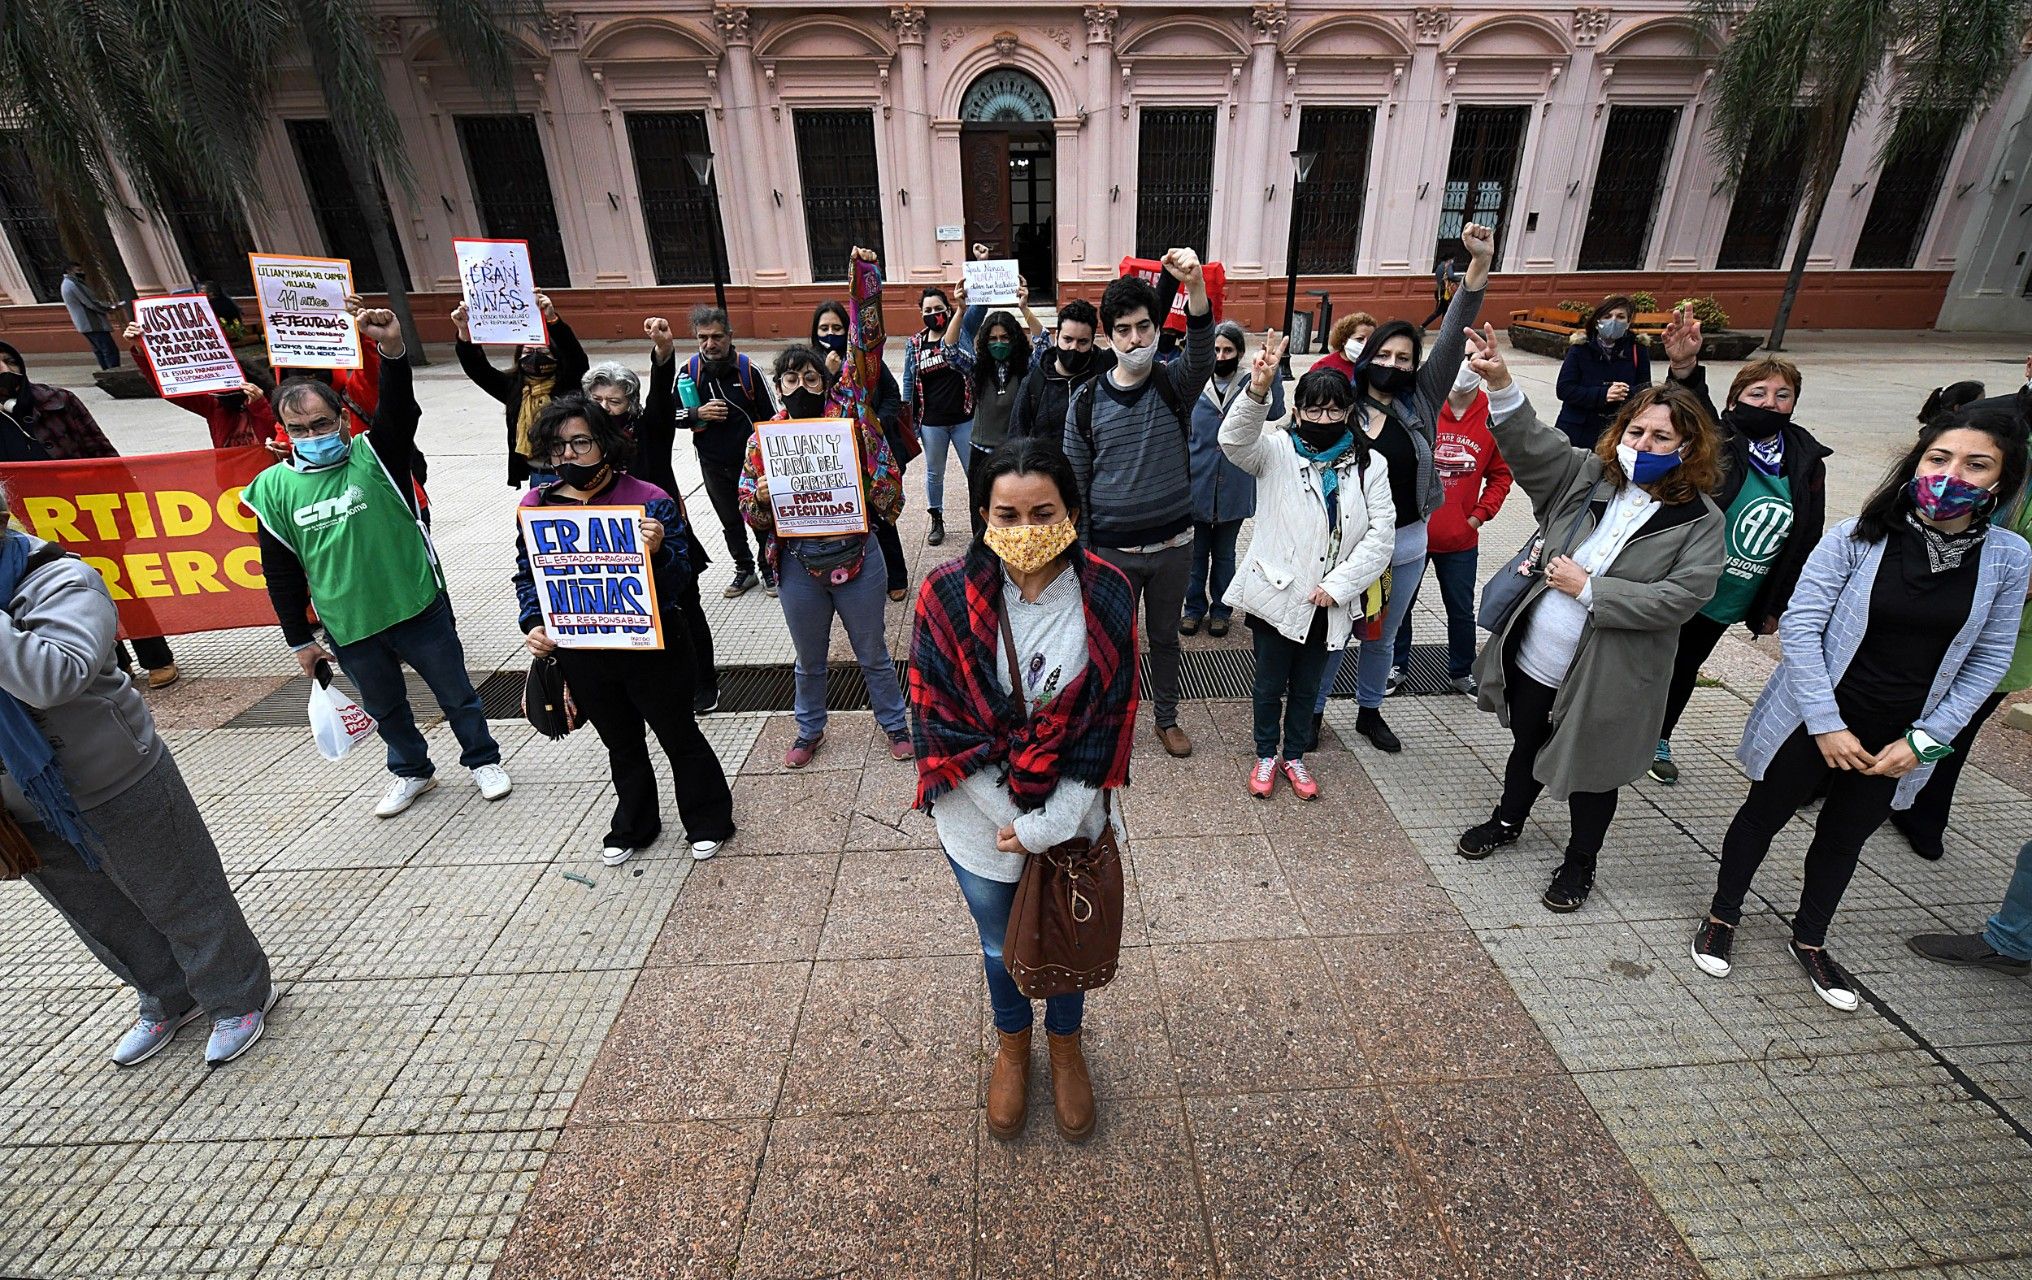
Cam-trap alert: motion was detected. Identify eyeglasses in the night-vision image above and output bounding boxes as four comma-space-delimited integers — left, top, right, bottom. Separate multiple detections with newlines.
285, 415, 342, 438
1296, 408, 1350, 425
547, 436, 600, 461
783, 371, 826, 392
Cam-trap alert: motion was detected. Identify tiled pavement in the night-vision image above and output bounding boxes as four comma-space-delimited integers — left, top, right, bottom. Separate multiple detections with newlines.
0, 333, 2028, 1277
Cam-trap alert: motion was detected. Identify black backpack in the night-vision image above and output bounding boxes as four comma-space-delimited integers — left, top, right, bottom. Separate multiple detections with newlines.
1070, 368, 1188, 453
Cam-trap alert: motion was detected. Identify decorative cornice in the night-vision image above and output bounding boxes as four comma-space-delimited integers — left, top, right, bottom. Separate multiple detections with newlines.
1250, 2, 1288, 45
712, 5, 751, 48
1084, 5, 1120, 47
1412, 7, 1452, 46
889, 5, 925, 47
1572, 7, 1611, 47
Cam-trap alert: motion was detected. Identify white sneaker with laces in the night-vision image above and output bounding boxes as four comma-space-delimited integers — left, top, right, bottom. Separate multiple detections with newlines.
690, 839, 723, 861
374, 775, 437, 818
471, 763, 512, 801
601, 845, 636, 867
111, 1005, 204, 1067
1448, 673, 1478, 696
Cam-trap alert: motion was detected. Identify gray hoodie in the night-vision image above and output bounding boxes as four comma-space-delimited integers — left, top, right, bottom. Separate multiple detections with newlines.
0, 536, 163, 818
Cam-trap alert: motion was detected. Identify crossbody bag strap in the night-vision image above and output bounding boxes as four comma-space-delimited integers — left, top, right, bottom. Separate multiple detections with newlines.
995, 588, 1112, 821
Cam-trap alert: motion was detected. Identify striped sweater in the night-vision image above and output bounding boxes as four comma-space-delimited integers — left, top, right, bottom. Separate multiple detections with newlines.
1062, 309, 1215, 548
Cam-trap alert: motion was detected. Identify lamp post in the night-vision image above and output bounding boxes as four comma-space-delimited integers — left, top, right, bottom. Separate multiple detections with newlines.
1278, 148, 1320, 380
685, 150, 730, 317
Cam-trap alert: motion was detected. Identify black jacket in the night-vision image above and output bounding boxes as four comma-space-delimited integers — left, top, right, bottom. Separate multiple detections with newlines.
658, 349, 775, 470
1010, 349, 1114, 442
454, 317, 590, 487
1674, 363, 1831, 632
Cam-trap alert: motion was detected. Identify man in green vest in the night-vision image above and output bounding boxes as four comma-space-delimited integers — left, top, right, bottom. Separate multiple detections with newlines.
242, 308, 510, 818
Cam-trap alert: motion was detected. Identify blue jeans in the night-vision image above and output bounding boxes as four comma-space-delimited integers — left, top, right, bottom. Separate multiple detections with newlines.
1986, 839, 2032, 961
1392, 548, 1480, 679
1185, 520, 1241, 620
84, 331, 120, 369
919, 418, 973, 513
946, 854, 1085, 1035
1254, 610, 1329, 759
331, 592, 500, 779
776, 539, 907, 739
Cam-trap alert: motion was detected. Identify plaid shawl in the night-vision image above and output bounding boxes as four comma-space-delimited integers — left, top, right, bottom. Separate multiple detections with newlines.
910, 541, 1139, 811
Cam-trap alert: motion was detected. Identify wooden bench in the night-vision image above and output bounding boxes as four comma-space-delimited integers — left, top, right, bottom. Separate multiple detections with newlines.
1509, 306, 1585, 337
1632, 310, 1675, 340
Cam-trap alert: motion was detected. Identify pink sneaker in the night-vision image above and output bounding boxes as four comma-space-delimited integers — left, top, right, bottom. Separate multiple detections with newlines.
1281, 758, 1320, 802
784, 731, 824, 769
1249, 757, 1279, 799
888, 731, 913, 761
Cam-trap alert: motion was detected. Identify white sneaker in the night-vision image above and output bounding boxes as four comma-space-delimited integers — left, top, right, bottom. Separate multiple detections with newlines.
690, 839, 723, 861
471, 763, 512, 802
374, 776, 437, 818
1385, 665, 1407, 696
1448, 674, 1478, 696
601, 846, 636, 867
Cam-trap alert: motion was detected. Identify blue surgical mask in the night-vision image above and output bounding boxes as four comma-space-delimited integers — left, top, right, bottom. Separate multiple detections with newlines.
293, 431, 350, 468
1616, 442, 1681, 484
1597, 317, 1630, 342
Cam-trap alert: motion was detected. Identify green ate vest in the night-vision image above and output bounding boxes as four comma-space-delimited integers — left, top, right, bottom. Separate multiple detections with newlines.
242, 442, 442, 646
1700, 467, 1792, 627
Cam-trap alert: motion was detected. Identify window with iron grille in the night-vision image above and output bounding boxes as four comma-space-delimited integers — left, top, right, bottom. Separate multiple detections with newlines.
1716, 114, 1808, 270
1135, 108, 1216, 260
793, 110, 884, 282
158, 175, 256, 295
0, 132, 66, 303
286, 119, 410, 294
1436, 106, 1529, 271
456, 115, 571, 285
1851, 120, 1953, 270
626, 112, 727, 286
1292, 107, 1375, 275
1577, 106, 1679, 271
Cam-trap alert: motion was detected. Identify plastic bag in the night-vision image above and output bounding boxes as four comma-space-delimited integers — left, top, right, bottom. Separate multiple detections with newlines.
308, 663, 377, 761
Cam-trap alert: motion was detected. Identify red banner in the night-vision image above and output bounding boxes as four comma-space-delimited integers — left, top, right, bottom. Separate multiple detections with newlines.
2, 446, 276, 637
1116, 257, 1227, 331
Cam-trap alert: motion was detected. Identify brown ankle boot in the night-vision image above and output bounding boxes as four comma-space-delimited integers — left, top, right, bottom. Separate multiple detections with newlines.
986, 1027, 1031, 1140
1046, 1030, 1096, 1143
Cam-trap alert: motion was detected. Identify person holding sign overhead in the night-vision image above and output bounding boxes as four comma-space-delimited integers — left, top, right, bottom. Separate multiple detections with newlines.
452, 290, 588, 488
513, 394, 734, 867
242, 308, 511, 819
741, 249, 910, 769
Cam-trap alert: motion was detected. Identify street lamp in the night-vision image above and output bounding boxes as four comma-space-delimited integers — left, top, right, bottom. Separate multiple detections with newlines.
1279, 148, 1320, 380
685, 150, 730, 317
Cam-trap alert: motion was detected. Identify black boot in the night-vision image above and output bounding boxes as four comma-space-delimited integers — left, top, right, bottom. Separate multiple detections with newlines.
1542, 853, 1596, 913
1355, 706, 1401, 753
927, 509, 945, 546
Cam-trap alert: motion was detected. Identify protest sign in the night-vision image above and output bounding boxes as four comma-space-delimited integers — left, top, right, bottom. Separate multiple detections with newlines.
455, 238, 546, 346
132, 294, 243, 396
517, 505, 664, 650
1116, 256, 1228, 332
249, 253, 362, 370
757, 419, 868, 538
2, 446, 274, 637
963, 258, 1022, 306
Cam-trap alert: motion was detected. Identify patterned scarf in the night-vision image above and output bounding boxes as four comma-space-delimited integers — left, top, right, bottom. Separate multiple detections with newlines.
1747, 434, 1785, 478
1905, 511, 1986, 574
824, 257, 903, 523
514, 371, 554, 459
1289, 428, 1357, 522
910, 543, 1139, 811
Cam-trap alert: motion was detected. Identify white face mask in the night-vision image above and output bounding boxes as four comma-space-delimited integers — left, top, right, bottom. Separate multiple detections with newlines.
1343, 338, 1362, 362
1114, 341, 1157, 377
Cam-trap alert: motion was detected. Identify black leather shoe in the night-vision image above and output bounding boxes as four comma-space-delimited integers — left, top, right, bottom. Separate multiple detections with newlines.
1355, 706, 1401, 753
927, 509, 945, 546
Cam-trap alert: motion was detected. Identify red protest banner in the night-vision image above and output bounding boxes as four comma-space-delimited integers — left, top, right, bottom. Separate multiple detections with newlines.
2, 446, 277, 637
1115, 256, 1227, 331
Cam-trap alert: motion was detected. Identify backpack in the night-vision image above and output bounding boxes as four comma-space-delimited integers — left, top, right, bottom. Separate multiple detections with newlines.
1070, 369, 1188, 455
684, 353, 763, 404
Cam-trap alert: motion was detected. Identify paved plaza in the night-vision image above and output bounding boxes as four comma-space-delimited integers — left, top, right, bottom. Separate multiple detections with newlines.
0, 330, 2028, 1278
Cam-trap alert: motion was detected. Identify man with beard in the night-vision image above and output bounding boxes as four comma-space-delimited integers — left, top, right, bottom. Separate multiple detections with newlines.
1009, 298, 1113, 442
652, 306, 777, 597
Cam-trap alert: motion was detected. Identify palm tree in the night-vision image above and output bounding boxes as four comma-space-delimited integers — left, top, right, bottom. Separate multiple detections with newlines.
0, 0, 545, 363
1691, 0, 2029, 351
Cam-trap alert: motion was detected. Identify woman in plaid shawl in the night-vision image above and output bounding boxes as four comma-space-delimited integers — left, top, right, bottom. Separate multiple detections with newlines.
909, 437, 1138, 1144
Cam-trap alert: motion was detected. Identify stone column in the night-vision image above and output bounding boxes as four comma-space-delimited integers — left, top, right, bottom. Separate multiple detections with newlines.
890, 6, 938, 278
715, 4, 788, 281
1236, 3, 1286, 278
1081, 6, 1118, 277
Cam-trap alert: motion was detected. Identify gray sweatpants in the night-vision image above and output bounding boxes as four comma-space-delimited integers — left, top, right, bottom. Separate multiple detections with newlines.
1095, 541, 1191, 728
23, 753, 271, 1022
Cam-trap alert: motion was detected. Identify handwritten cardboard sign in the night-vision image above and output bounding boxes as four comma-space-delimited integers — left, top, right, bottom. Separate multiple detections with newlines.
249, 254, 362, 370
963, 258, 1022, 307
133, 294, 243, 396
757, 419, 868, 538
517, 505, 664, 650
455, 237, 546, 346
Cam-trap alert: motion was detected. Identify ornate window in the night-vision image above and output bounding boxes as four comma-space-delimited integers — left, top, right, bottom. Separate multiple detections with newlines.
457, 115, 571, 285
794, 110, 885, 281
1577, 106, 1679, 272
1292, 107, 1376, 275
287, 119, 410, 293
1136, 107, 1217, 260
1436, 106, 1529, 271
625, 112, 730, 286
1717, 111, 1808, 271
961, 68, 1055, 124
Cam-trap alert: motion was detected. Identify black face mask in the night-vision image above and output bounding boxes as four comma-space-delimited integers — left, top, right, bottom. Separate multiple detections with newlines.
784, 388, 826, 419
1367, 366, 1415, 395
817, 333, 848, 355
923, 312, 950, 333
520, 354, 556, 377
1293, 421, 1351, 452
1057, 347, 1092, 376
556, 460, 609, 490
1214, 357, 1240, 379
1726, 403, 1790, 440
0, 371, 23, 398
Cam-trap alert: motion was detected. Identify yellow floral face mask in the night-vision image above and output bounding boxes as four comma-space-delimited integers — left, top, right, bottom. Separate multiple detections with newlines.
982, 519, 1077, 574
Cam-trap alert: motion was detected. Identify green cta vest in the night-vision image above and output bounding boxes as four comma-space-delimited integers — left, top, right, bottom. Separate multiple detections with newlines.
1700, 467, 1792, 627
242, 442, 442, 646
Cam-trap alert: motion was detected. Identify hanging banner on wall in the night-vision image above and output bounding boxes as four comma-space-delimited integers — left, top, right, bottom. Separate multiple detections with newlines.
249, 253, 363, 370
132, 294, 244, 396
1, 446, 274, 637
756, 418, 868, 538
517, 505, 664, 650
454, 237, 547, 346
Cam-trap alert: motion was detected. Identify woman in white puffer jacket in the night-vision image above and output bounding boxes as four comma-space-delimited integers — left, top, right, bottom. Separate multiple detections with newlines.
1221, 335, 1396, 801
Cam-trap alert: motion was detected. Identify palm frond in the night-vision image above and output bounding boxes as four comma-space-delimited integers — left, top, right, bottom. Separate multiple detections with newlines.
1880, 0, 2030, 162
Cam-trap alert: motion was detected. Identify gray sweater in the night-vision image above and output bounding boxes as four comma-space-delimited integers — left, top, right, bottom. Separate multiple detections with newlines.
1062, 309, 1216, 547
0, 537, 164, 817
60, 274, 112, 334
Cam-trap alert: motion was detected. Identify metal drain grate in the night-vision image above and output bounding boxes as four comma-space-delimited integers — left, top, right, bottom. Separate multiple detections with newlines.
223, 669, 482, 730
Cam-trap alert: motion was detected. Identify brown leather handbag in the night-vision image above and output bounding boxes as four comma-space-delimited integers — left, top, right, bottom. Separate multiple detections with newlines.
995, 609, 1125, 999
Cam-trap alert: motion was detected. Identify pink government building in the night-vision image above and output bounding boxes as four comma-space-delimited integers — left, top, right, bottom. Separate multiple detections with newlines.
4, 0, 2031, 350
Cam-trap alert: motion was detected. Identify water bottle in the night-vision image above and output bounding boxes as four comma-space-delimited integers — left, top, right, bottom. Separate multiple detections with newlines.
676, 368, 700, 410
